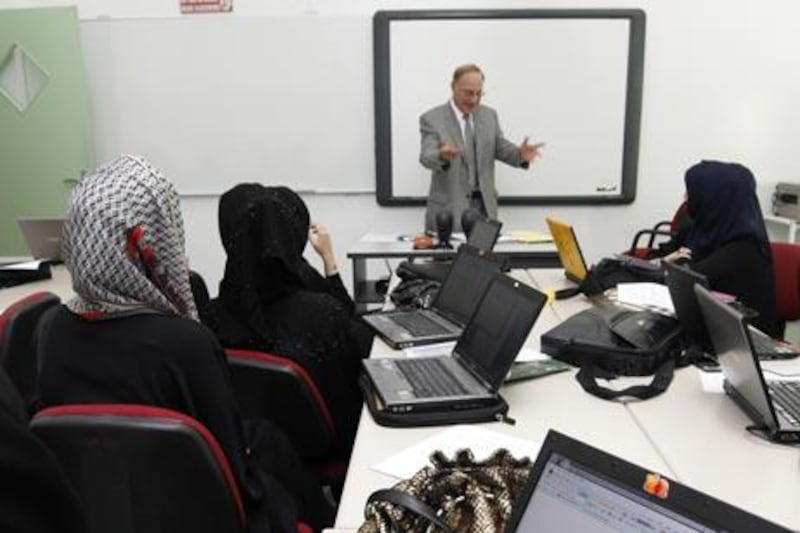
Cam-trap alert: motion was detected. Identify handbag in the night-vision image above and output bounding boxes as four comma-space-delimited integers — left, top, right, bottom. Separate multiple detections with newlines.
540, 305, 687, 400
359, 449, 533, 533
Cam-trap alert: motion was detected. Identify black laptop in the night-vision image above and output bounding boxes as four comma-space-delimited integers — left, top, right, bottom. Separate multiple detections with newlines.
363, 245, 505, 349
362, 273, 546, 414
664, 260, 798, 360
507, 429, 790, 532
695, 283, 800, 444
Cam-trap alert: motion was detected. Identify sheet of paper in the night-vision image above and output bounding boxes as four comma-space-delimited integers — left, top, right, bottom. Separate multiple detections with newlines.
507, 229, 553, 243
0, 260, 43, 271
616, 282, 675, 314
372, 425, 542, 480
515, 346, 550, 362
697, 369, 725, 393
403, 341, 456, 358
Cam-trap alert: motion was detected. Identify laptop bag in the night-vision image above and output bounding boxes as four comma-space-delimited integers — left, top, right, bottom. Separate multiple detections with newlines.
540, 307, 686, 400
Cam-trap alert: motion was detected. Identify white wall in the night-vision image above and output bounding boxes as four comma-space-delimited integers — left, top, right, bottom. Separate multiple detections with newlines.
5, 0, 800, 295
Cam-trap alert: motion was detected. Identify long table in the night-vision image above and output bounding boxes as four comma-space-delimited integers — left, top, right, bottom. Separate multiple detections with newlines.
333, 268, 800, 531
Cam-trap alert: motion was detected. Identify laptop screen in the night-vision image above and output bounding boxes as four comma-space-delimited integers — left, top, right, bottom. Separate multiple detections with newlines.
545, 217, 588, 282
508, 430, 785, 532
17, 217, 65, 260
693, 284, 778, 429
664, 261, 711, 345
433, 245, 504, 325
454, 274, 546, 389
466, 218, 502, 251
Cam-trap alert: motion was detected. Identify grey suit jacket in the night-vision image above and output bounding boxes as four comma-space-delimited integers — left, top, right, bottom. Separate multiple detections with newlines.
419, 102, 528, 231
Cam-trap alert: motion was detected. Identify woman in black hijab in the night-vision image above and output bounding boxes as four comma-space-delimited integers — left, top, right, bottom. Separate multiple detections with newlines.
678, 160, 779, 336
207, 184, 372, 460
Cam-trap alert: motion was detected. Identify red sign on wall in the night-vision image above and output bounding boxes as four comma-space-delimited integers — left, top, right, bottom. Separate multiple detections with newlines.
180, 0, 233, 14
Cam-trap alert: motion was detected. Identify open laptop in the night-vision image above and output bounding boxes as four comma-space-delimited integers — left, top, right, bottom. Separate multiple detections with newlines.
545, 217, 588, 283
664, 260, 798, 360
507, 429, 790, 532
362, 273, 546, 414
695, 283, 800, 444
363, 245, 506, 349
16, 217, 65, 261
399, 217, 502, 283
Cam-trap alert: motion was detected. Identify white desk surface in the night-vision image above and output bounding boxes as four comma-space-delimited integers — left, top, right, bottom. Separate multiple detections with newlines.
334, 271, 670, 529
0, 264, 73, 312
627, 363, 800, 530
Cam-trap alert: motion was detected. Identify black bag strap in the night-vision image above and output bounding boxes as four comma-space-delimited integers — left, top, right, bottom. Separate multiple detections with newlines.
575, 357, 675, 400
366, 488, 454, 533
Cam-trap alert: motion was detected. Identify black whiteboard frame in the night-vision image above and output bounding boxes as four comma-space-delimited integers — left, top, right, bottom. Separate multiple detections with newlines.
373, 8, 646, 207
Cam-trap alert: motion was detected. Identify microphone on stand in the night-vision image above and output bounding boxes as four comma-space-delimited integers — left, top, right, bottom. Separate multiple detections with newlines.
435, 210, 453, 249
461, 208, 482, 239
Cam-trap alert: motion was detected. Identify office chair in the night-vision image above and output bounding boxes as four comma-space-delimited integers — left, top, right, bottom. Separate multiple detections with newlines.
0, 291, 60, 410
770, 242, 800, 327
31, 403, 247, 533
627, 201, 691, 259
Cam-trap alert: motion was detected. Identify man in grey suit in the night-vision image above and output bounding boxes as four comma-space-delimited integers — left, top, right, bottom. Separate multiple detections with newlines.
419, 63, 543, 232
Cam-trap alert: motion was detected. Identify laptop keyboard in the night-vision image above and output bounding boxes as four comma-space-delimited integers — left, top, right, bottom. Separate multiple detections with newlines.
749, 329, 799, 360
390, 313, 451, 337
395, 358, 469, 398
768, 381, 800, 426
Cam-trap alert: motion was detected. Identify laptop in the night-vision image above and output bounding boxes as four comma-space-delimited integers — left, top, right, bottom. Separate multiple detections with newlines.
398, 217, 503, 283
664, 260, 798, 360
363, 245, 506, 349
17, 217, 65, 261
694, 283, 800, 444
507, 429, 790, 532
362, 273, 546, 414
545, 217, 588, 283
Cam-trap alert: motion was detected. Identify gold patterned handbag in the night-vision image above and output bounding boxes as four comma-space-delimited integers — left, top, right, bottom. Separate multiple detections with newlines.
359, 449, 532, 533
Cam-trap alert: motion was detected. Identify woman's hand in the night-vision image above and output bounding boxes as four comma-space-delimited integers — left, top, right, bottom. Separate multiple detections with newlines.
310, 223, 338, 276
662, 247, 692, 263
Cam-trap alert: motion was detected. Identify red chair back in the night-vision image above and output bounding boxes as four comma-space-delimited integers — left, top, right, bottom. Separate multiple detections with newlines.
31, 404, 246, 533
771, 242, 800, 322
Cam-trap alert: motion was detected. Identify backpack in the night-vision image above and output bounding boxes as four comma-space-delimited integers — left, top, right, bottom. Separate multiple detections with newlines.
556, 256, 665, 299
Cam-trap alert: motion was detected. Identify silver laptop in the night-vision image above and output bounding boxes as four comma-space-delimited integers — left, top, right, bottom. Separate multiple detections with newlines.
507, 429, 790, 532
363, 245, 505, 349
17, 217, 65, 261
695, 284, 800, 443
362, 273, 546, 414
664, 260, 798, 360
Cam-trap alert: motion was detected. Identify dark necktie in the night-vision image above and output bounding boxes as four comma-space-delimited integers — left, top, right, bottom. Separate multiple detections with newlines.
463, 113, 478, 190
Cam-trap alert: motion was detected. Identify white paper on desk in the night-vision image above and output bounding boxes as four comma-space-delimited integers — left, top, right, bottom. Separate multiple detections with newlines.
403, 341, 456, 358
0, 260, 43, 271
360, 233, 402, 243
698, 369, 725, 393
616, 282, 675, 314
372, 425, 541, 480
515, 347, 550, 362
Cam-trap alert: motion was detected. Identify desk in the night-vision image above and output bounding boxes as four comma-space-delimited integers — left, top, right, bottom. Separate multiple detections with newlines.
347, 237, 560, 312
0, 265, 73, 312
333, 270, 670, 529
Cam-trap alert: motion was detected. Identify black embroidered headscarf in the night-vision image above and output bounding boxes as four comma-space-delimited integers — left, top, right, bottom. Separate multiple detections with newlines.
217, 184, 311, 331
684, 160, 771, 263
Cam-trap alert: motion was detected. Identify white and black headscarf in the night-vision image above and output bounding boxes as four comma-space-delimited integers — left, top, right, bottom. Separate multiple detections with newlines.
63, 155, 198, 321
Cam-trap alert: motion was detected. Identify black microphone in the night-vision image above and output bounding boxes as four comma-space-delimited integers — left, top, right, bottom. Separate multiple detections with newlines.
460, 208, 482, 239
435, 210, 453, 249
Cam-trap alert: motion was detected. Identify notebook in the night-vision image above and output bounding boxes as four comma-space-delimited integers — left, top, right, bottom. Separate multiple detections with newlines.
363, 245, 506, 349
545, 217, 588, 283
694, 283, 800, 444
362, 273, 546, 414
507, 429, 789, 532
398, 218, 502, 284
664, 260, 798, 360
17, 217, 65, 261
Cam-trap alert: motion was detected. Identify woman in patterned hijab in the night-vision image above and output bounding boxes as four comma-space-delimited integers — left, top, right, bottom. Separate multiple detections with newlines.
63, 154, 197, 320
37, 157, 332, 531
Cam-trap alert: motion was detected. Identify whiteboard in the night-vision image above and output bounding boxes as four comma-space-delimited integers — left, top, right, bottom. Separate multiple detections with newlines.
80, 15, 374, 195
374, 9, 645, 206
